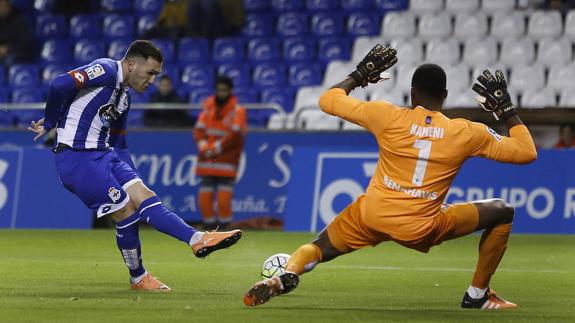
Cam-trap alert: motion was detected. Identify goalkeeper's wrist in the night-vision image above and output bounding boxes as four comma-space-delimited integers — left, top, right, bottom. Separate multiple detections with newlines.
495, 104, 517, 121
348, 70, 366, 87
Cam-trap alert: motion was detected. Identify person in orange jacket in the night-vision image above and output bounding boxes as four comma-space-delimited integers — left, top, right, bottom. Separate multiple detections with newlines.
193, 76, 247, 230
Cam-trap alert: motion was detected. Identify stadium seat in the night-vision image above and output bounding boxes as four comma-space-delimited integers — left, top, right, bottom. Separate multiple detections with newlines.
425, 39, 460, 65
9, 64, 40, 87
381, 12, 416, 40
454, 13, 487, 40
394, 64, 417, 93
34, 0, 54, 12
70, 14, 101, 38
288, 63, 321, 87
103, 15, 135, 38
318, 37, 351, 63
101, 0, 132, 12
244, 0, 269, 11
181, 65, 215, 88
159, 65, 181, 87
213, 37, 244, 63
528, 10, 562, 40
547, 64, 575, 92
261, 87, 294, 112
247, 38, 280, 62
509, 64, 545, 93
418, 13, 453, 40
311, 12, 344, 37
253, 63, 286, 87
390, 39, 424, 66
277, 12, 309, 36
42, 64, 69, 86
445, 0, 479, 13
538, 38, 573, 68
134, 0, 163, 14
482, 0, 516, 13
294, 85, 325, 110
298, 109, 340, 130
40, 39, 71, 63
444, 90, 476, 109
14, 110, 45, 127
351, 36, 379, 61
74, 39, 106, 64
137, 14, 156, 35
565, 10, 575, 39
11, 88, 43, 103
491, 12, 526, 40
374, 0, 408, 11
234, 87, 258, 103
283, 37, 315, 62
108, 39, 131, 60
409, 0, 443, 12
267, 113, 288, 130
322, 60, 355, 86
36, 14, 66, 39
462, 38, 497, 66
272, 0, 304, 11
500, 39, 535, 67
0, 65, 5, 85
306, 0, 339, 11
11, 0, 34, 11
217, 64, 251, 87
242, 13, 274, 37
444, 63, 470, 93
341, 120, 365, 131
347, 13, 379, 36
189, 86, 212, 103
178, 38, 210, 63
341, 0, 373, 12
559, 89, 575, 107
521, 88, 557, 108
151, 39, 175, 62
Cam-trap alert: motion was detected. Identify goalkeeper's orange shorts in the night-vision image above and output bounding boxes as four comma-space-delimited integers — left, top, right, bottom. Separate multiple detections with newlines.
326, 195, 479, 254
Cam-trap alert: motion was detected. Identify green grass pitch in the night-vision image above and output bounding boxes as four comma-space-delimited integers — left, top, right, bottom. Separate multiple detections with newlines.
0, 230, 573, 323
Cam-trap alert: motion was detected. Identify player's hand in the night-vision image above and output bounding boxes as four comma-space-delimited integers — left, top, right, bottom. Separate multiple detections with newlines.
27, 118, 47, 141
349, 44, 398, 88
472, 70, 517, 121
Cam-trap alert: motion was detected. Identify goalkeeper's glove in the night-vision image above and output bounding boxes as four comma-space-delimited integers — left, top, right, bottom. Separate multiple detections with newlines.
349, 44, 398, 88
472, 69, 517, 121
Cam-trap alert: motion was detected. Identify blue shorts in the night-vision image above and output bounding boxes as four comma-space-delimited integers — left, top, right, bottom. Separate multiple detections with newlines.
55, 148, 141, 217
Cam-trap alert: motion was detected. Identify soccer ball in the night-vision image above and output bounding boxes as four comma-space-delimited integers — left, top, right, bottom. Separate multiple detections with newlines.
261, 253, 291, 279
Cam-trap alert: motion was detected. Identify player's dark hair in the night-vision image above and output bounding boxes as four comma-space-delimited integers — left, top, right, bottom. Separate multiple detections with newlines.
215, 75, 234, 89
411, 64, 447, 100
125, 40, 163, 63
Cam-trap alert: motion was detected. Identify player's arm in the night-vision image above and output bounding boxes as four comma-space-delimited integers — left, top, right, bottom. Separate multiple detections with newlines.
469, 70, 537, 163
213, 107, 247, 155
193, 109, 212, 157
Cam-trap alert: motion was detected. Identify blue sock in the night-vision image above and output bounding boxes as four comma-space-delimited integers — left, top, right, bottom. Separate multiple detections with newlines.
139, 196, 198, 244
115, 213, 145, 279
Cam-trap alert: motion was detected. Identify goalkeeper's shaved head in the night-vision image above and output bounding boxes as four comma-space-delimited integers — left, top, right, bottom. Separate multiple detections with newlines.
411, 63, 448, 110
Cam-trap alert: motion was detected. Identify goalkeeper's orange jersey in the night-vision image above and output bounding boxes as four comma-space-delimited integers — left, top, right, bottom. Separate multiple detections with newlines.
319, 88, 537, 242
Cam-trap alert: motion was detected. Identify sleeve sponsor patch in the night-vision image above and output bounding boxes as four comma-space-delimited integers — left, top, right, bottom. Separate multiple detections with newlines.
85, 64, 106, 80
67, 70, 88, 88
486, 125, 502, 141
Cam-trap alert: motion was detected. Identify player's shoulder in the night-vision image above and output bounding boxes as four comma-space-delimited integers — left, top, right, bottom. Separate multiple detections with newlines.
73, 58, 117, 82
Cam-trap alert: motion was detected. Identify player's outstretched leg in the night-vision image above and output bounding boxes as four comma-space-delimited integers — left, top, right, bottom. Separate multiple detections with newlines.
243, 272, 299, 306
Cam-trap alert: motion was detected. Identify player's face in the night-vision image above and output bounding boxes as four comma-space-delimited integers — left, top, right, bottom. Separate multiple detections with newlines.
130, 57, 162, 93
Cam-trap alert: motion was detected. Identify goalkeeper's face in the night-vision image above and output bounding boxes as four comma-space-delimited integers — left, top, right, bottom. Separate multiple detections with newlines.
128, 57, 162, 93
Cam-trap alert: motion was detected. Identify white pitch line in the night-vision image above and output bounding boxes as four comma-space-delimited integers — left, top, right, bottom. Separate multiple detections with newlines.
324, 264, 571, 274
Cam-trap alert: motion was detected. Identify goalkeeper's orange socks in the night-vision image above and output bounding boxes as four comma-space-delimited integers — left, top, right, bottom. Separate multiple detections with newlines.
471, 223, 512, 289
115, 212, 146, 280
285, 244, 322, 275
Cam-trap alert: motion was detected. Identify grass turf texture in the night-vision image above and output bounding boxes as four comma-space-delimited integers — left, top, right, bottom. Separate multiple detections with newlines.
0, 230, 573, 323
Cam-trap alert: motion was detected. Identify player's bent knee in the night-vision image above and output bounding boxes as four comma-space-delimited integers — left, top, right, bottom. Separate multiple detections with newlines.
489, 198, 515, 224
110, 203, 137, 223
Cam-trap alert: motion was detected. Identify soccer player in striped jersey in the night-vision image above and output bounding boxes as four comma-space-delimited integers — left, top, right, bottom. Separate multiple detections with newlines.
243, 45, 537, 309
28, 40, 242, 292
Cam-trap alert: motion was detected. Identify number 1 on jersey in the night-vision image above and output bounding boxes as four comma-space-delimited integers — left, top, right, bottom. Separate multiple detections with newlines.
412, 140, 431, 186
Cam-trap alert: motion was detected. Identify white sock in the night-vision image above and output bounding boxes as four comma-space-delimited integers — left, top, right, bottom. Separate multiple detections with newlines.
189, 232, 204, 246
467, 285, 487, 299
131, 271, 147, 284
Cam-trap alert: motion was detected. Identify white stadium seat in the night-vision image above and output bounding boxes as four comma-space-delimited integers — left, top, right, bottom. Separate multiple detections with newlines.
509, 64, 546, 93
370, 88, 407, 106
547, 64, 575, 92
444, 89, 476, 109
390, 38, 424, 66
565, 10, 575, 39
410, 0, 444, 13
445, 63, 471, 93
418, 13, 453, 40
342, 121, 366, 131
500, 38, 535, 67
322, 60, 355, 86
537, 37, 573, 68
394, 64, 417, 94
559, 90, 575, 107
454, 12, 488, 40
351, 36, 380, 61
296, 109, 340, 130
521, 88, 557, 108
491, 12, 526, 40
445, 0, 479, 13
463, 38, 498, 66
527, 10, 563, 40
381, 12, 416, 40
482, 0, 515, 13
294, 86, 325, 111
425, 39, 460, 65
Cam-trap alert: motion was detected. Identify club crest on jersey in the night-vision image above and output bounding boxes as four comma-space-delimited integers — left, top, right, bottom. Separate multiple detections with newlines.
108, 187, 121, 203
486, 126, 502, 141
85, 64, 106, 80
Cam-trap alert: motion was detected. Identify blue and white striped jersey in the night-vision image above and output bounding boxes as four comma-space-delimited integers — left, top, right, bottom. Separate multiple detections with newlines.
45, 58, 131, 150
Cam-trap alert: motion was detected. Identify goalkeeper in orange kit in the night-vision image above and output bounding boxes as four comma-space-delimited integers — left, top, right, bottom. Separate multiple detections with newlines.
243, 44, 537, 310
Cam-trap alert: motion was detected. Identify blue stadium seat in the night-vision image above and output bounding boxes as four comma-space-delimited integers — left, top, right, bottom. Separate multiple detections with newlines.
260, 87, 294, 112
272, 0, 304, 11
244, 0, 270, 11
101, 0, 132, 12
178, 38, 210, 63
247, 38, 280, 62
14, 109, 44, 127
181, 65, 215, 88
11, 0, 34, 11
36, 14, 66, 39
134, 0, 163, 14
189, 86, 213, 103
375, 0, 408, 11
318, 37, 351, 63
34, 0, 55, 12
288, 63, 321, 87
151, 38, 175, 62
103, 15, 135, 38
74, 39, 106, 64
277, 13, 309, 36
0, 65, 5, 85
311, 13, 344, 36
306, 0, 339, 11
40, 39, 71, 63
42, 64, 69, 86
283, 37, 315, 62
341, 0, 374, 12
234, 87, 258, 103
108, 38, 131, 60
253, 63, 286, 87
70, 14, 102, 38
137, 14, 156, 35
213, 38, 244, 63
218, 63, 250, 87
0, 106, 13, 127
9, 65, 39, 87
242, 13, 274, 37
11, 88, 43, 103
347, 13, 380, 36
158, 65, 180, 87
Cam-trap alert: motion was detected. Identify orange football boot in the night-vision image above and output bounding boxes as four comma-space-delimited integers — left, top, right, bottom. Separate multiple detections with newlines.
192, 229, 242, 258
130, 273, 171, 292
